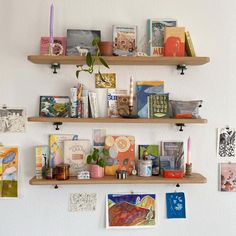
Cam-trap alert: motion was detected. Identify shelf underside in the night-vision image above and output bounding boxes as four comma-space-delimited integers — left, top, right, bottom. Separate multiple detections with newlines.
27, 55, 210, 66
29, 173, 207, 185
27, 117, 207, 124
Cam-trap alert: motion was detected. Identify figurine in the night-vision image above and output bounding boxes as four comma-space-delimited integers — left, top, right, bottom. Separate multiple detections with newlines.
76, 46, 88, 56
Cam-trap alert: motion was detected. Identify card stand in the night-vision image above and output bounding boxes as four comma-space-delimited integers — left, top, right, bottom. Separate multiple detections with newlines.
177, 64, 187, 75
176, 123, 185, 131
51, 63, 60, 74
53, 122, 63, 130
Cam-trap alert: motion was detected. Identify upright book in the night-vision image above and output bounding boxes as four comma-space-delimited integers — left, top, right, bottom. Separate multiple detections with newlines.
164, 27, 185, 57
136, 81, 164, 118
147, 19, 177, 56
113, 25, 137, 56
185, 31, 196, 57
35, 145, 49, 179
40, 37, 66, 55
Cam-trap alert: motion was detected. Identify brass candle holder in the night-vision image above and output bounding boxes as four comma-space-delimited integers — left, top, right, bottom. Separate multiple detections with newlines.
185, 163, 192, 176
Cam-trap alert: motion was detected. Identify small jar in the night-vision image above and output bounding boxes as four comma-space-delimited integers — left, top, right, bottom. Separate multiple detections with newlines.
138, 160, 152, 177
56, 164, 70, 180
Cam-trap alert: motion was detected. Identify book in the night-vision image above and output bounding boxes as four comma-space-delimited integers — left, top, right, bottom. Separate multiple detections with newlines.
164, 27, 185, 56
40, 37, 66, 55
185, 31, 196, 57
88, 91, 99, 118
35, 146, 49, 179
136, 81, 164, 118
104, 136, 135, 175
117, 95, 129, 117
66, 29, 101, 56
162, 141, 184, 170
147, 19, 177, 56
0, 146, 18, 198
49, 134, 78, 168
64, 140, 91, 176
148, 93, 169, 118
160, 156, 176, 174
107, 89, 128, 117
113, 25, 137, 56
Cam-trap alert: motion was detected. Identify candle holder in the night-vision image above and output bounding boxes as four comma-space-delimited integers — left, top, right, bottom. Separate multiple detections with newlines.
185, 163, 192, 176
48, 43, 54, 55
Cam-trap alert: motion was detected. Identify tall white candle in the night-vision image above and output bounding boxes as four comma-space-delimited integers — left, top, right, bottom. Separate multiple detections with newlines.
129, 76, 134, 107
49, 3, 54, 44
187, 136, 191, 164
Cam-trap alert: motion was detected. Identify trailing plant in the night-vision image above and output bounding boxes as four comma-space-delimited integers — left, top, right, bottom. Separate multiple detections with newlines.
87, 147, 109, 168
76, 38, 110, 79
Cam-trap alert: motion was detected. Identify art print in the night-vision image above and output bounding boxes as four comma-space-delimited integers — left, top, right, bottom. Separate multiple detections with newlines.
0, 107, 26, 132
69, 193, 97, 212
106, 193, 156, 228
166, 192, 186, 219
93, 129, 106, 147
220, 163, 236, 192
217, 128, 236, 157
95, 73, 116, 89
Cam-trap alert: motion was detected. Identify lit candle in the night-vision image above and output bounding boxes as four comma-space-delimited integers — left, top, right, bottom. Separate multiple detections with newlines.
129, 76, 134, 107
49, 3, 54, 44
187, 137, 191, 165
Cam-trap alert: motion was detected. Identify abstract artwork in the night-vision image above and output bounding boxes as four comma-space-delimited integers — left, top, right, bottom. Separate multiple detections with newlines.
95, 73, 116, 89
220, 163, 236, 192
93, 129, 106, 147
0, 107, 25, 132
166, 192, 186, 219
106, 193, 156, 228
217, 128, 236, 157
0, 147, 18, 198
69, 193, 97, 212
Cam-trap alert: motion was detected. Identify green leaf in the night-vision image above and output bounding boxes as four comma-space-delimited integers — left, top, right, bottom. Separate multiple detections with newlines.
99, 57, 109, 69
98, 158, 107, 167
76, 70, 80, 78
86, 52, 93, 67
87, 155, 92, 164
92, 37, 100, 46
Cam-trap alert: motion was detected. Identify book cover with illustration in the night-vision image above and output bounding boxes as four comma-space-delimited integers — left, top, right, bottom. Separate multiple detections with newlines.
162, 141, 184, 170
104, 136, 135, 175
147, 19, 177, 56
148, 93, 169, 118
49, 134, 78, 168
160, 156, 176, 173
164, 27, 185, 57
35, 145, 49, 179
113, 25, 137, 56
0, 146, 18, 198
64, 139, 91, 176
136, 81, 164, 118
40, 37, 67, 55
107, 89, 127, 117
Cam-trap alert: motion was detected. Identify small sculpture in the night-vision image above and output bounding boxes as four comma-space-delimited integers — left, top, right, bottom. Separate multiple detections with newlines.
76, 46, 89, 56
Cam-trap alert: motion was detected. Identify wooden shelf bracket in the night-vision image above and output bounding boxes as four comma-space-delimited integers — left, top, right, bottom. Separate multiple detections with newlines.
177, 64, 187, 75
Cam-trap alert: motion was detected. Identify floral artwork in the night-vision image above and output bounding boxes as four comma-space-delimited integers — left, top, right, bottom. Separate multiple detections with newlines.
106, 193, 156, 228
217, 128, 236, 157
69, 193, 97, 212
95, 73, 116, 88
220, 163, 236, 192
166, 192, 186, 219
0, 107, 25, 132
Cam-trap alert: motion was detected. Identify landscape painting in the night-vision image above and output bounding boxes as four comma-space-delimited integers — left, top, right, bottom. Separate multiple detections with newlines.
106, 193, 156, 228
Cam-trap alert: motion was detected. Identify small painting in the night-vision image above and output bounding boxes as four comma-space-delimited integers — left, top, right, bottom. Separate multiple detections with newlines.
106, 193, 156, 228
217, 128, 236, 157
93, 129, 106, 147
40, 37, 66, 55
166, 192, 186, 219
69, 193, 97, 212
95, 73, 116, 88
39, 96, 70, 117
220, 163, 236, 192
0, 107, 26, 132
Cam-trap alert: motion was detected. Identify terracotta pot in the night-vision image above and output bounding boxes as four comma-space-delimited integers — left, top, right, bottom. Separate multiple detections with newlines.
98, 41, 113, 56
90, 164, 104, 178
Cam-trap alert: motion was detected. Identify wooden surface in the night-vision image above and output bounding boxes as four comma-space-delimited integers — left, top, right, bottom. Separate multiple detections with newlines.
29, 173, 207, 185
27, 117, 207, 124
27, 55, 210, 66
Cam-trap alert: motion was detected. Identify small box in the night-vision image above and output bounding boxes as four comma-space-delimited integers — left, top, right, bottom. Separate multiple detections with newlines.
163, 170, 184, 178
78, 171, 90, 179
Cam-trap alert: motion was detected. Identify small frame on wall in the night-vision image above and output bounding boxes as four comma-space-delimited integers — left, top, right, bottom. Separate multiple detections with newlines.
220, 163, 236, 192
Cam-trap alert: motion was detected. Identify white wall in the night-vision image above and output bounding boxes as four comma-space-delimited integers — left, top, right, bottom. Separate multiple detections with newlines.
0, 0, 235, 235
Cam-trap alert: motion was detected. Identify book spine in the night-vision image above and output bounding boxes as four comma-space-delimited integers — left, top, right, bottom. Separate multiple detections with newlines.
147, 19, 151, 56
88, 92, 98, 118
36, 147, 43, 179
185, 31, 196, 57
81, 96, 89, 118
70, 87, 77, 118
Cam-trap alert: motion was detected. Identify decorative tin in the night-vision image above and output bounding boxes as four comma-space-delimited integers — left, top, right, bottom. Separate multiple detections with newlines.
138, 160, 152, 177
56, 164, 70, 180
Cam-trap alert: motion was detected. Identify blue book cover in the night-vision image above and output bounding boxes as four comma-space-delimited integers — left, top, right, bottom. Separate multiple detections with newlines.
136, 81, 164, 118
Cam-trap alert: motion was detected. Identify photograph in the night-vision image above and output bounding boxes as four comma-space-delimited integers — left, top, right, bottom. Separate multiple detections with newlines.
220, 163, 236, 192
93, 129, 106, 147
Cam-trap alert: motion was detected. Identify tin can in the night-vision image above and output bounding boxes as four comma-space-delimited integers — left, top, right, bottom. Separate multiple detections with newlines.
55, 164, 70, 180
138, 160, 152, 177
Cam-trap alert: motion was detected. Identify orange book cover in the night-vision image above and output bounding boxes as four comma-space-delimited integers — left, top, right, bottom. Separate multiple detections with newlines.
104, 136, 135, 175
164, 27, 185, 56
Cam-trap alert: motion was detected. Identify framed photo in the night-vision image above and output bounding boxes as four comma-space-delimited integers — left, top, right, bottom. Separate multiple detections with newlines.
220, 163, 236, 192
66, 29, 101, 56
39, 96, 70, 117
95, 73, 116, 88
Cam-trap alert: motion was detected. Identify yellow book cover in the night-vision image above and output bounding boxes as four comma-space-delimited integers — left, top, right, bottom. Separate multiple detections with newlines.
185, 31, 196, 57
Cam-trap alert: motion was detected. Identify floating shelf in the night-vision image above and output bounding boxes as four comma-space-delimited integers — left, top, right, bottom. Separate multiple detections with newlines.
27, 55, 210, 66
29, 173, 207, 186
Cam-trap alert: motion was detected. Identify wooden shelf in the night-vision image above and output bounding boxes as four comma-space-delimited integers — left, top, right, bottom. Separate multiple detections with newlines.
27, 117, 207, 124
29, 173, 207, 186
27, 55, 210, 66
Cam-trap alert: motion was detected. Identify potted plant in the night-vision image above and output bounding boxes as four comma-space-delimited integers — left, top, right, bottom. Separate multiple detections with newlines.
76, 38, 110, 79
87, 148, 108, 178
97, 41, 113, 56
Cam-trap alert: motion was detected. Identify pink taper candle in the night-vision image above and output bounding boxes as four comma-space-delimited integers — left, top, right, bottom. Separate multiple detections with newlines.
129, 76, 134, 106
187, 136, 191, 165
49, 3, 54, 44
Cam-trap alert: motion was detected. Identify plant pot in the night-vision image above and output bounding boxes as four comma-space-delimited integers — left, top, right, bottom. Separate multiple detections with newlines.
98, 41, 113, 56
90, 164, 104, 178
